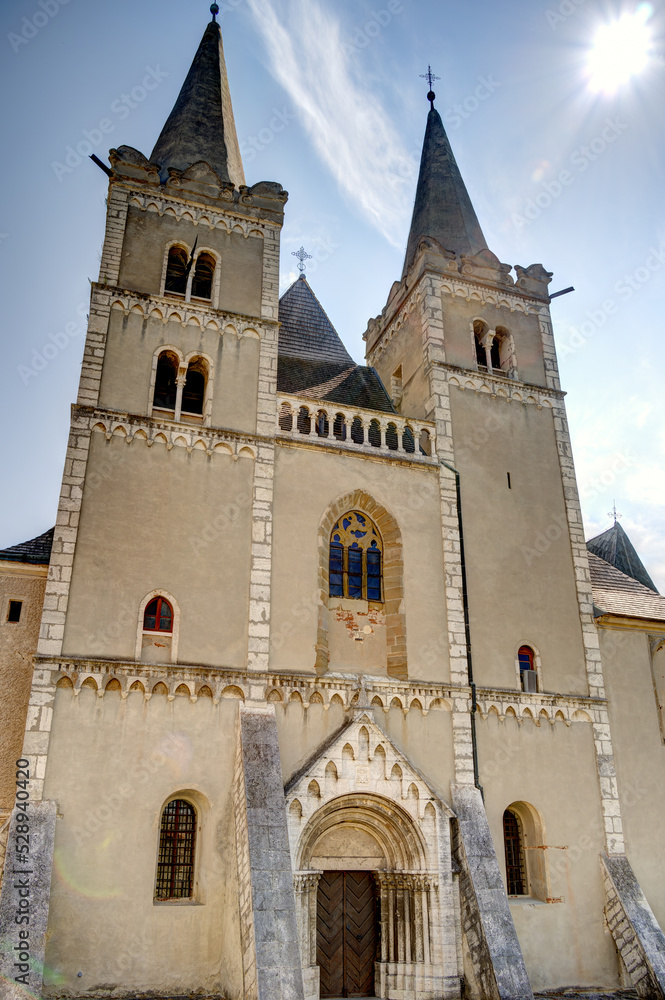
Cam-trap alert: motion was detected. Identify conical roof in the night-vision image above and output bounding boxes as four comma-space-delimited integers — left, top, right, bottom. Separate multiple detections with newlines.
277, 276, 395, 414
150, 19, 245, 186
402, 108, 488, 278
587, 521, 658, 593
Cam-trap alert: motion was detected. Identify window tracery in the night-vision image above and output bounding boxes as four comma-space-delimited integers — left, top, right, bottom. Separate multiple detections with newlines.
329, 511, 383, 602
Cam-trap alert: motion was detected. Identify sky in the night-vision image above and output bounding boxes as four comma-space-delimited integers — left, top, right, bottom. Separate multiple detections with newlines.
0, 0, 663, 589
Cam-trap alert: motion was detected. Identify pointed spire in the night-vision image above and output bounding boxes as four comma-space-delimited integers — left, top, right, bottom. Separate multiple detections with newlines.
150, 17, 245, 186
402, 107, 488, 278
587, 521, 658, 593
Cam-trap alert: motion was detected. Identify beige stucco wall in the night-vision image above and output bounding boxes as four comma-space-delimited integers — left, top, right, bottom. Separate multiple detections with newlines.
42, 687, 244, 998
449, 389, 588, 694
98, 312, 261, 435
117, 207, 264, 318
269, 444, 449, 682
0, 562, 47, 811
63, 433, 254, 667
479, 714, 619, 990
600, 624, 665, 930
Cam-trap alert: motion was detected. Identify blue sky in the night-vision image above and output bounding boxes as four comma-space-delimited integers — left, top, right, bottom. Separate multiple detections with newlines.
0, 0, 664, 589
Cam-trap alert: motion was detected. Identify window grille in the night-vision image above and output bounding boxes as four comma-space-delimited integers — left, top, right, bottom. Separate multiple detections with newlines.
503, 809, 527, 896
155, 799, 196, 900
143, 597, 173, 633
329, 511, 383, 603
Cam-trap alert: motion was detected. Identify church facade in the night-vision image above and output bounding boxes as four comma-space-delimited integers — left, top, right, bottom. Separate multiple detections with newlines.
1, 10, 665, 1000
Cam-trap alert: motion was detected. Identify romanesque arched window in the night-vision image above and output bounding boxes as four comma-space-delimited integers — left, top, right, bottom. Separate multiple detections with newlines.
503, 809, 527, 896
164, 246, 189, 296
329, 512, 382, 602
518, 645, 538, 692
143, 597, 173, 634
182, 358, 208, 416
191, 252, 215, 300
153, 352, 179, 411
155, 799, 196, 900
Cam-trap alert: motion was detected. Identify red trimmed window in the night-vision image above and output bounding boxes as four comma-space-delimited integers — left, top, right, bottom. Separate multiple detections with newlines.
143, 597, 173, 634
518, 646, 534, 673
155, 799, 196, 900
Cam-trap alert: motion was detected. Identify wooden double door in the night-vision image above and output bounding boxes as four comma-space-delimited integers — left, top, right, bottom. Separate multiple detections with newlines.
317, 871, 378, 998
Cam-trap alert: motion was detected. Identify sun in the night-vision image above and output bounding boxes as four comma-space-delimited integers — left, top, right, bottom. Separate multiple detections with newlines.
587, 5, 653, 94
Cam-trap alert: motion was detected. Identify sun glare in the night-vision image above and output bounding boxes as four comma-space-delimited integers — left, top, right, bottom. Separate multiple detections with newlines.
588, 5, 653, 93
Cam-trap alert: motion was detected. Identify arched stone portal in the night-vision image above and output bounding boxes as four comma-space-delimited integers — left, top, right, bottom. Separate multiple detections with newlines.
285, 714, 461, 999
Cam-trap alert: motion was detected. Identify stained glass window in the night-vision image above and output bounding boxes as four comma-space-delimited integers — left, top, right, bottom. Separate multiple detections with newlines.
328, 511, 383, 603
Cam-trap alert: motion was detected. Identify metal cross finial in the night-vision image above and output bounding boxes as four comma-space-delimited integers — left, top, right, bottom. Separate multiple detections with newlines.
292, 246, 313, 273
210, 3, 219, 21
608, 501, 623, 525
420, 65, 441, 109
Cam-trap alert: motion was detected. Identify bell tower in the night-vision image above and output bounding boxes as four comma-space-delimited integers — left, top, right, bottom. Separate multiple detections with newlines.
364, 84, 625, 855
35, 8, 287, 680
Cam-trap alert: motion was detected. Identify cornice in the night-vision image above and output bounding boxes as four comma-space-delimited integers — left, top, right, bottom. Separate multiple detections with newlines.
438, 362, 565, 408
120, 183, 283, 235
98, 284, 277, 332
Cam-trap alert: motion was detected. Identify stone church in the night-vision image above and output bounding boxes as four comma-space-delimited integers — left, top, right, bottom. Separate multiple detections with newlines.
1, 8, 665, 1000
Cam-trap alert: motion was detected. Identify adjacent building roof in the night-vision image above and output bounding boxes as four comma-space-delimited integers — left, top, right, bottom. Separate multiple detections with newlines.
402, 107, 488, 278
277, 276, 395, 414
150, 18, 245, 186
0, 527, 54, 565
587, 521, 658, 593
589, 551, 665, 624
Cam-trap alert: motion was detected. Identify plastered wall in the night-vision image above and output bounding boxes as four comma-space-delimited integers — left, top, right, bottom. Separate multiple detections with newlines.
0, 564, 46, 810
42, 688, 244, 998
479, 714, 619, 990
269, 445, 450, 682
63, 433, 254, 667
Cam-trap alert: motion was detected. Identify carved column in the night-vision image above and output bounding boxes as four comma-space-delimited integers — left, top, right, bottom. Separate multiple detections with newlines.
293, 872, 322, 969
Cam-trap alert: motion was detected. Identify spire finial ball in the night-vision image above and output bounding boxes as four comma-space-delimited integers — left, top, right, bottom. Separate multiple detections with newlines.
210, 3, 219, 21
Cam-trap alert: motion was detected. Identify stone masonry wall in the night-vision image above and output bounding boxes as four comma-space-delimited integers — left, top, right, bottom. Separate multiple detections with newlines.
601, 853, 665, 998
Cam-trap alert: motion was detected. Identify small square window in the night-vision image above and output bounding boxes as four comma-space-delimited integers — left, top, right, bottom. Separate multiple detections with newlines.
7, 601, 23, 624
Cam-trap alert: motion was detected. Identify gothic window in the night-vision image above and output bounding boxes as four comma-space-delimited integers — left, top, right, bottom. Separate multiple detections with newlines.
164, 246, 189, 296
191, 252, 215, 300
153, 352, 178, 411
155, 799, 196, 901
329, 511, 383, 603
182, 358, 207, 416
503, 809, 527, 896
143, 597, 173, 634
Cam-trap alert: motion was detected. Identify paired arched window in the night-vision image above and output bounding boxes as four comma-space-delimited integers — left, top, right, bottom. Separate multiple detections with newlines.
155, 799, 196, 901
143, 597, 173, 634
164, 246, 189, 296
473, 321, 515, 378
164, 245, 217, 303
152, 351, 209, 421
329, 511, 383, 602
503, 809, 527, 896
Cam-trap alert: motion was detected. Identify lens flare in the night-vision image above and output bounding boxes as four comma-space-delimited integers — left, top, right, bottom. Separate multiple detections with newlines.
588, 6, 653, 93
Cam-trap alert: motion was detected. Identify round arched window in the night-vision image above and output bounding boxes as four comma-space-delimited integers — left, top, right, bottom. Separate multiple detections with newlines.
143, 597, 173, 634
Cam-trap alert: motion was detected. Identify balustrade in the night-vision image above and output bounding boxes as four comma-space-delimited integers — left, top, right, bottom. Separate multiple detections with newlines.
277, 395, 435, 461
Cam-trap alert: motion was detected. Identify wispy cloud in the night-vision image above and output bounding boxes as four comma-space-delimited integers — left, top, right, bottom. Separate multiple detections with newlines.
244, 0, 415, 247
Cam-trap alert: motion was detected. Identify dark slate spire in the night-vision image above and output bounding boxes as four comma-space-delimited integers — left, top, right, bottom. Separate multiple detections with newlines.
278, 275, 353, 365
150, 18, 245, 186
402, 108, 488, 278
587, 521, 658, 593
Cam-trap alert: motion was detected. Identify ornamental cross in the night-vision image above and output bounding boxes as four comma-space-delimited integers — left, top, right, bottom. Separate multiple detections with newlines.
292, 246, 313, 273
608, 502, 623, 525
420, 65, 441, 108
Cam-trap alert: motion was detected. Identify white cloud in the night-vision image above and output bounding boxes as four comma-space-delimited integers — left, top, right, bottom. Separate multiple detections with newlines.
244, 0, 415, 247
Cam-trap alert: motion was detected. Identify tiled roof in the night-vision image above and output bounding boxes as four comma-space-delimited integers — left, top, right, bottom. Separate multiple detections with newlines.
0, 527, 54, 565
277, 276, 395, 414
588, 551, 665, 623
587, 522, 658, 593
